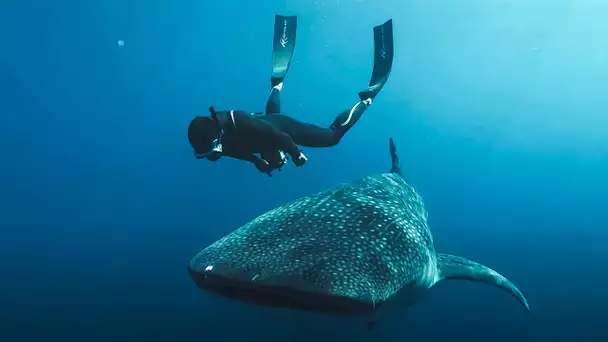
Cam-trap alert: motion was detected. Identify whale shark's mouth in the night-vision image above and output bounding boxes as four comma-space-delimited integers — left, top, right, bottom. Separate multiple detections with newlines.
188, 265, 376, 316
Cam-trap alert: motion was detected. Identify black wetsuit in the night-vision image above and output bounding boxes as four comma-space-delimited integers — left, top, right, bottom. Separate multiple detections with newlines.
197, 16, 393, 176
210, 86, 370, 171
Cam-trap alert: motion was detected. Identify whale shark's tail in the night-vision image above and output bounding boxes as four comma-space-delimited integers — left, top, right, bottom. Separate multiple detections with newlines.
436, 253, 530, 311
388, 137, 402, 176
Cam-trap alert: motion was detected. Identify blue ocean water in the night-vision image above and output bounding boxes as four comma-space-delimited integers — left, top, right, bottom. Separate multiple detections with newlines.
2, 0, 608, 341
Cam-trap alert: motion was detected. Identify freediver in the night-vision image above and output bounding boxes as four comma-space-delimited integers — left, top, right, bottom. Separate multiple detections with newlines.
187, 15, 394, 177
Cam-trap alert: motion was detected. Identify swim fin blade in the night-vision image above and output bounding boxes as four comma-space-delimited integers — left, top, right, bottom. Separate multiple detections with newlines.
359, 19, 394, 101
271, 14, 298, 87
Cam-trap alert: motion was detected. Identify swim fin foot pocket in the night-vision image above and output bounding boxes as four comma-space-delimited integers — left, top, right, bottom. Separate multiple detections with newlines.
359, 19, 394, 102
271, 15, 298, 87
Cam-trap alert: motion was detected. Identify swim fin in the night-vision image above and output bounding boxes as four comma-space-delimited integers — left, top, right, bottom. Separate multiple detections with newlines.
270, 14, 298, 87
358, 19, 394, 101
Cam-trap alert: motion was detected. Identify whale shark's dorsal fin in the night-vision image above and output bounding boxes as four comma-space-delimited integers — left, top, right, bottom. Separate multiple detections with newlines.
436, 253, 530, 311
388, 137, 402, 176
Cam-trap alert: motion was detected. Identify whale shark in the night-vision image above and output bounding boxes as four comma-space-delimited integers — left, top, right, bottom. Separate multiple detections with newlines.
189, 138, 529, 326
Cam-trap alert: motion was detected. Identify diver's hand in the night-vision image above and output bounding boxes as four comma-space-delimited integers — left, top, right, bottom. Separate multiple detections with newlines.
205, 152, 221, 162
293, 152, 308, 167
254, 158, 274, 175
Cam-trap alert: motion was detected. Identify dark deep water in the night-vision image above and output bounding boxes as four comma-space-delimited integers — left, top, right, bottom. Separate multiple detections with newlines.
2, 0, 608, 341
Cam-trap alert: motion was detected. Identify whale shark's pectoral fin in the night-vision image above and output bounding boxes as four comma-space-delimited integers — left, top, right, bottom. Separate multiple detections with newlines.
436, 253, 530, 311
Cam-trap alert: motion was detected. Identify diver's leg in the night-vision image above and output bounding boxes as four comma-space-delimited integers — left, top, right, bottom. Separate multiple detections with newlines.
265, 115, 338, 148
276, 95, 371, 148
266, 14, 297, 114
327, 98, 373, 142
265, 83, 283, 114
260, 19, 393, 148
264, 98, 370, 148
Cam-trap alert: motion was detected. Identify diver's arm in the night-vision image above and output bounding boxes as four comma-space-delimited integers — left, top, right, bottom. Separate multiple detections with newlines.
225, 150, 274, 175
223, 149, 259, 163
271, 132, 308, 167
270, 132, 300, 161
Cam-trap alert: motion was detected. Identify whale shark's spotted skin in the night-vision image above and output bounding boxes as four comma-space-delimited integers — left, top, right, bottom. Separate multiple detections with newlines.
190, 173, 436, 307
189, 138, 529, 319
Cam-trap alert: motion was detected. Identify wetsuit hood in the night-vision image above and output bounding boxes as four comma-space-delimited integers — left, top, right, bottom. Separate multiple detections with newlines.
188, 116, 220, 155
